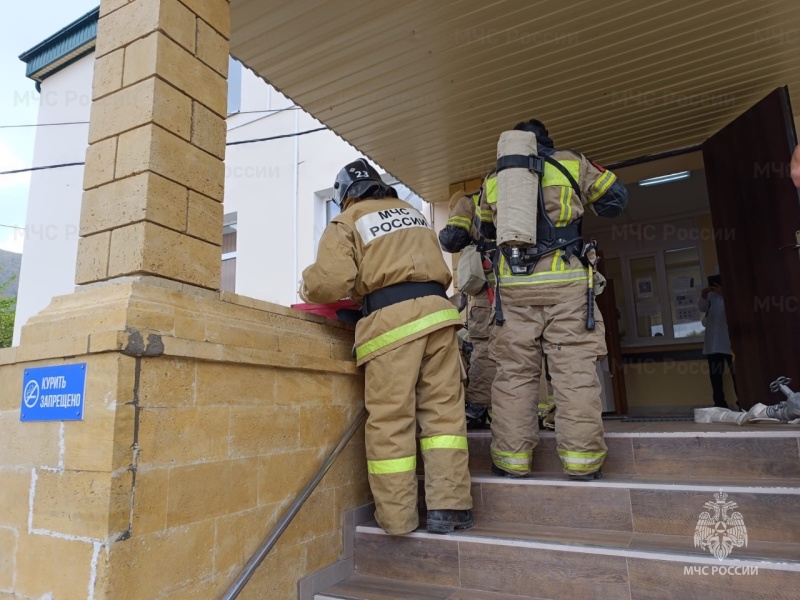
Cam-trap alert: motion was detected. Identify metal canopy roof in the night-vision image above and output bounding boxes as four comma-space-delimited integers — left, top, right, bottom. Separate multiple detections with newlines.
231, 0, 800, 202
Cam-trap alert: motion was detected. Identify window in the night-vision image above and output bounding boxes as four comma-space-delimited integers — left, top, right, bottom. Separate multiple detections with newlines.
631, 255, 664, 338
222, 212, 237, 292
326, 198, 340, 224
665, 247, 704, 338
604, 257, 627, 342
227, 58, 242, 115
605, 245, 706, 346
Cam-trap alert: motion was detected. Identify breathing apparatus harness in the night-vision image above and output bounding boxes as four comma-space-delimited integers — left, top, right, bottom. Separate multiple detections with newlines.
492, 148, 598, 328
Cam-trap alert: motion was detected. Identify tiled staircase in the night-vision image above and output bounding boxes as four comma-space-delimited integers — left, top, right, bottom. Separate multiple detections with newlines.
317, 424, 800, 599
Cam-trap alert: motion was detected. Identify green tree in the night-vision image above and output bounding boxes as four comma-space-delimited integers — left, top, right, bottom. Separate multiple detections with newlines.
0, 272, 16, 348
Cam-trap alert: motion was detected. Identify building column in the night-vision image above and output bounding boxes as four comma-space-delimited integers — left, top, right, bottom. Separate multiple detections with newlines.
1, 4, 375, 598
77, 0, 231, 290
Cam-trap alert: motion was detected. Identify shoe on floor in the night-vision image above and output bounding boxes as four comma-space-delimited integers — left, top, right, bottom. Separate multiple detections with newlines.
568, 469, 603, 481
426, 509, 474, 534
491, 463, 530, 479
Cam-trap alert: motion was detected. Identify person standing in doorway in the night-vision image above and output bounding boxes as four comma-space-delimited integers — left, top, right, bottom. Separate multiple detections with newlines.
699, 270, 737, 408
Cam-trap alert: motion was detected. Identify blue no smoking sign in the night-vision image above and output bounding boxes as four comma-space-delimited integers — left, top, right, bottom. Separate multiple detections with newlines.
20, 363, 87, 422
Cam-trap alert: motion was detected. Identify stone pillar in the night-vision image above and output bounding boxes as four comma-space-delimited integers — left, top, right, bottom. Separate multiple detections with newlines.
77, 0, 230, 290
1, 2, 372, 598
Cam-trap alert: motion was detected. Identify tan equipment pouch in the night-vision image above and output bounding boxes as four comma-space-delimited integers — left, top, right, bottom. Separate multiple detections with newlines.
457, 247, 487, 296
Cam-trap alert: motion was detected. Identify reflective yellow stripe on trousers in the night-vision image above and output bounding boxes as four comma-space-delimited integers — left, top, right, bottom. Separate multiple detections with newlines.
491, 449, 532, 472
420, 435, 468, 452
356, 309, 461, 362
557, 449, 606, 472
367, 455, 417, 475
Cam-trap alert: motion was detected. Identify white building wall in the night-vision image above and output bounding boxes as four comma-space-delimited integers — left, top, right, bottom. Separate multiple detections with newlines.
224, 66, 362, 305
13, 57, 443, 343
13, 59, 93, 344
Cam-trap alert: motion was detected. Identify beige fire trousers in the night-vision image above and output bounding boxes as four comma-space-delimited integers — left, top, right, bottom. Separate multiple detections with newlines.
364, 326, 472, 535
489, 295, 608, 476
466, 288, 496, 407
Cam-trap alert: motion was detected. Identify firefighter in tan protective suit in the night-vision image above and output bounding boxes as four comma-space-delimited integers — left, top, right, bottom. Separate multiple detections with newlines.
482, 120, 628, 480
438, 188, 497, 427
300, 159, 473, 535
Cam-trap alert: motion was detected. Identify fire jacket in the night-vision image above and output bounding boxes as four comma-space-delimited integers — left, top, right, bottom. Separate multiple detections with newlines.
439, 190, 482, 253
480, 148, 628, 306
301, 197, 462, 366
438, 188, 497, 288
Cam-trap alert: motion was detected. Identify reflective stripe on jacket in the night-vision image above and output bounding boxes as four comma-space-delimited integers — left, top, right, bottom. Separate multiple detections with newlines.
301, 197, 462, 366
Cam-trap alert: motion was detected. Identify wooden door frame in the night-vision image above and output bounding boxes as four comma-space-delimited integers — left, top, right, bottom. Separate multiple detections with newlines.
596, 252, 628, 414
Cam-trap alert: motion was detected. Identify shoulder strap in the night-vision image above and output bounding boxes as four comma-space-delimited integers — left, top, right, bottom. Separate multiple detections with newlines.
544, 155, 581, 201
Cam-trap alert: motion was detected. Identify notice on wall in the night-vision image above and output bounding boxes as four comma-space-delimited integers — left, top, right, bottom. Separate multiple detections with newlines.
676, 307, 700, 322
635, 300, 661, 318
670, 275, 700, 323
671, 276, 694, 291
636, 277, 654, 299
20, 363, 86, 422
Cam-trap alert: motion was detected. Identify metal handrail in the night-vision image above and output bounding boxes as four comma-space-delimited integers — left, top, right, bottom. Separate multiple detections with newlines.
220, 406, 369, 600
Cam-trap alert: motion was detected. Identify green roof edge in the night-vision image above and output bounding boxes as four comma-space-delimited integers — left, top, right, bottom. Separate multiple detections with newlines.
19, 7, 100, 82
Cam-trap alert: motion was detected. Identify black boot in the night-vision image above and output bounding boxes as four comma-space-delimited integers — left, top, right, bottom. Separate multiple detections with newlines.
465, 402, 491, 429
491, 463, 530, 479
426, 509, 474, 534
568, 469, 603, 481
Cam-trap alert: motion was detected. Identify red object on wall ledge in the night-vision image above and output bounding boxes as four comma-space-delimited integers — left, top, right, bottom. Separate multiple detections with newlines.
291, 299, 361, 321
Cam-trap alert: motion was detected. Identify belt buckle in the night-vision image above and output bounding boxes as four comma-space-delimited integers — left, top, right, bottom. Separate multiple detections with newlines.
529, 155, 545, 175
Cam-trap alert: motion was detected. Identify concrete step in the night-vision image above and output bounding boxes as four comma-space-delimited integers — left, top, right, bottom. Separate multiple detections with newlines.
348, 521, 800, 600
417, 471, 800, 545
453, 470, 800, 545
466, 425, 800, 479
315, 574, 538, 600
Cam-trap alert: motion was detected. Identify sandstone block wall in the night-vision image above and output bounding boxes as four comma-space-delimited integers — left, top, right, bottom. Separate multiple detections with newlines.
78, 0, 231, 290
0, 285, 369, 599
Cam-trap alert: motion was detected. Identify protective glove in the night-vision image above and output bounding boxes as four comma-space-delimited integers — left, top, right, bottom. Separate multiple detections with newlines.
298, 279, 310, 303
594, 271, 607, 296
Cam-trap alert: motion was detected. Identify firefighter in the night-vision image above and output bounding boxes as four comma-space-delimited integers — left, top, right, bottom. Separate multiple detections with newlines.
438, 187, 497, 428
300, 159, 473, 535
482, 120, 628, 480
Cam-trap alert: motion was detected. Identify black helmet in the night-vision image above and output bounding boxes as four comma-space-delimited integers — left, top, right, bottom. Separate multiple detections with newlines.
513, 119, 553, 148
332, 158, 396, 207
513, 118, 548, 137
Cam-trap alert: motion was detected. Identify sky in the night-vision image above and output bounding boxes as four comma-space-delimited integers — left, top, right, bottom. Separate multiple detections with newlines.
0, 1, 99, 253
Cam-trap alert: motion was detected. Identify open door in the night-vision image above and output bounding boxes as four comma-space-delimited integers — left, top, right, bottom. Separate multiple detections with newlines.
703, 87, 800, 409
596, 278, 628, 414
596, 250, 627, 414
